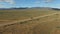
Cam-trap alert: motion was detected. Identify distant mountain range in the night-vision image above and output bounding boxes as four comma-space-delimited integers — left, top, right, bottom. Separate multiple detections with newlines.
0, 7, 60, 10
0, 7, 28, 10
52, 8, 60, 10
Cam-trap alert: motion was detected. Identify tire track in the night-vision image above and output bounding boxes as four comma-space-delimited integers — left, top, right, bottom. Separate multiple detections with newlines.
0, 12, 58, 26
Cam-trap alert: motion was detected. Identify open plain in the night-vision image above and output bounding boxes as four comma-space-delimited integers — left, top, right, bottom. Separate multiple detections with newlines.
0, 8, 60, 34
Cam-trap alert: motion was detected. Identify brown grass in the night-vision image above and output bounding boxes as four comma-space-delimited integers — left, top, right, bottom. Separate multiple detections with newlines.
0, 13, 60, 34
0, 9, 59, 34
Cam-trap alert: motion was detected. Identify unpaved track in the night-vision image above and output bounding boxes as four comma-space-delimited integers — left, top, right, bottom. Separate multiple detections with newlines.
0, 12, 58, 26
0, 12, 59, 34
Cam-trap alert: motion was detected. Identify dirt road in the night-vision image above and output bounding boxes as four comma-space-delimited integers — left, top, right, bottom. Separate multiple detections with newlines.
0, 12, 60, 34
0, 12, 58, 26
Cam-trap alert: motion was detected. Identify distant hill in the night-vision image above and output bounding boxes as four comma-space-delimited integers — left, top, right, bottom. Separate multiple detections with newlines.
52, 8, 60, 10
0, 7, 28, 10
0, 7, 60, 10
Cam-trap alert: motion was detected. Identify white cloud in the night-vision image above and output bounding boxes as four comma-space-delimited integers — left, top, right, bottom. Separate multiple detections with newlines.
35, 1, 40, 4
0, 4, 5, 8
44, 0, 53, 3
0, 0, 15, 4
36, 0, 53, 3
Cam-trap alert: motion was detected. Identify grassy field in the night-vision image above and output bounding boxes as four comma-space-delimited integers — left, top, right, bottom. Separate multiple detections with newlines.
0, 9, 57, 21
0, 13, 59, 34
0, 8, 60, 34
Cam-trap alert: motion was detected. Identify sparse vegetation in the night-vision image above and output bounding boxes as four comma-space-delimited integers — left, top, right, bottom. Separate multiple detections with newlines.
0, 8, 60, 34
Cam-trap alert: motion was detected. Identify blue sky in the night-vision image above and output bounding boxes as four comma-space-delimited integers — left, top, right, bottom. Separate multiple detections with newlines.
0, 0, 60, 8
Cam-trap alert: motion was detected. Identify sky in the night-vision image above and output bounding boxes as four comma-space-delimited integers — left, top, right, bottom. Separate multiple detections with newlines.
0, 0, 60, 8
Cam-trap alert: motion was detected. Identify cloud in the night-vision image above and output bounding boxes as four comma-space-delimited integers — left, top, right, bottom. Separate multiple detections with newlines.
0, 0, 15, 4
33, 1, 40, 4
5, 0, 15, 4
44, 0, 53, 3
36, 0, 53, 3
0, 4, 5, 8
35, 1, 40, 4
